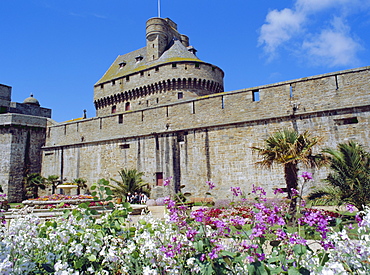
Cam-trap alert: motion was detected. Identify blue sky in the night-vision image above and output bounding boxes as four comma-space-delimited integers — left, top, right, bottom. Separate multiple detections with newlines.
1, 0, 369, 122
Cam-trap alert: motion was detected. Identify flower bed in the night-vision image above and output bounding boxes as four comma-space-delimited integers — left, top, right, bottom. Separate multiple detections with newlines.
22, 194, 98, 209
0, 184, 368, 274
28, 194, 94, 201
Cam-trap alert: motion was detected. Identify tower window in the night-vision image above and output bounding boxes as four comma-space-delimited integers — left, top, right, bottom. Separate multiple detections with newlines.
119, 61, 126, 68
252, 89, 260, 102
111, 105, 117, 114
156, 172, 163, 186
155, 67, 159, 72
126, 76, 130, 82
172, 63, 177, 68
125, 102, 130, 111
112, 80, 115, 86
100, 84, 104, 89
178, 92, 183, 99
195, 63, 200, 68
140, 71, 144, 77
118, 114, 123, 124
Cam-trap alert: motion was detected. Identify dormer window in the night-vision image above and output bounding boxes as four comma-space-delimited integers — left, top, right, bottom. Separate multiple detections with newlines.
119, 61, 126, 68
187, 46, 197, 55
135, 55, 143, 62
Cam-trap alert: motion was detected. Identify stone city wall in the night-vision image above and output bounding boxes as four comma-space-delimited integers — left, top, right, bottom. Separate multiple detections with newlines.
42, 66, 370, 199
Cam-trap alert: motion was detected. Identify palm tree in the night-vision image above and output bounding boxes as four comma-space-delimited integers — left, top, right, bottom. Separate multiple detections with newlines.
252, 129, 322, 216
72, 178, 88, 195
110, 169, 150, 201
45, 175, 60, 194
24, 173, 46, 199
308, 141, 370, 211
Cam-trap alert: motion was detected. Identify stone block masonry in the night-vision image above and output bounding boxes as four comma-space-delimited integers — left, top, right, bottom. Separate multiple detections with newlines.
41, 66, 370, 200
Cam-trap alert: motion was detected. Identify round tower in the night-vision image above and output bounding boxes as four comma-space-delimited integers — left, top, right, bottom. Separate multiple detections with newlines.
146, 18, 170, 61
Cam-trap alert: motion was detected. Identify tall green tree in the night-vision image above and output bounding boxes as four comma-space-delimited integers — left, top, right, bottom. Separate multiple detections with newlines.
309, 141, 370, 211
45, 175, 60, 194
110, 169, 150, 201
24, 173, 46, 199
252, 129, 322, 216
73, 178, 88, 195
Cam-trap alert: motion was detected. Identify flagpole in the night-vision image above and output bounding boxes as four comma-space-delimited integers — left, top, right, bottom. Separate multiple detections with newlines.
158, 0, 161, 18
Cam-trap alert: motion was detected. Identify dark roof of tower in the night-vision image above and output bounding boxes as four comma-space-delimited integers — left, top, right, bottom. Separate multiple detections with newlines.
96, 40, 202, 85
23, 94, 40, 106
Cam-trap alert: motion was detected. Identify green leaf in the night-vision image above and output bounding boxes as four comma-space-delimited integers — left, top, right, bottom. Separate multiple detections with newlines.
318, 252, 330, 266
78, 202, 89, 209
96, 231, 104, 239
195, 240, 204, 252
90, 185, 96, 190
122, 202, 131, 208
247, 261, 268, 275
288, 267, 310, 275
87, 254, 97, 262
293, 244, 307, 256
105, 188, 113, 195
90, 209, 98, 215
74, 259, 85, 269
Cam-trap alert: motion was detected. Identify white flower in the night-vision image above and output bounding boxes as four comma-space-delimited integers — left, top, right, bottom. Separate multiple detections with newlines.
186, 257, 196, 266
320, 262, 348, 275
143, 266, 158, 275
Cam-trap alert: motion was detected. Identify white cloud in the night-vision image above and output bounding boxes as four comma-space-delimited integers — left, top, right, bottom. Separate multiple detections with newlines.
258, 0, 365, 67
258, 8, 304, 55
295, 0, 352, 13
302, 18, 361, 67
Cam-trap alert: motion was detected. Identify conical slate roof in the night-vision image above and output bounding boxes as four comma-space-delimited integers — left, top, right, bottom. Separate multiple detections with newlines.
96, 40, 202, 85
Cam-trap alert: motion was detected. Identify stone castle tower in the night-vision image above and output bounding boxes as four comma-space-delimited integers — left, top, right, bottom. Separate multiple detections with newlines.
93, 18, 224, 117
0, 84, 51, 202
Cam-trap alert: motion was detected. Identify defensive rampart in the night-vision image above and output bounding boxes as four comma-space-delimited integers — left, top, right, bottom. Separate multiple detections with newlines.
42, 66, 370, 199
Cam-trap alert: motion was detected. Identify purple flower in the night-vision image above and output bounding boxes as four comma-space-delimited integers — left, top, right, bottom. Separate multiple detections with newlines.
200, 254, 206, 261
346, 204, 355, 213
164, 197, 176, 208
299, 171, 313, 180
252, 185, 266, 196
274, 188, 284, 195
186, 229, 198, 241
163, 177, 172, 186
206, 181, 215, 190
288, 233, 307, 245
290, 188, 299, 197
231, 186, 242, 197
